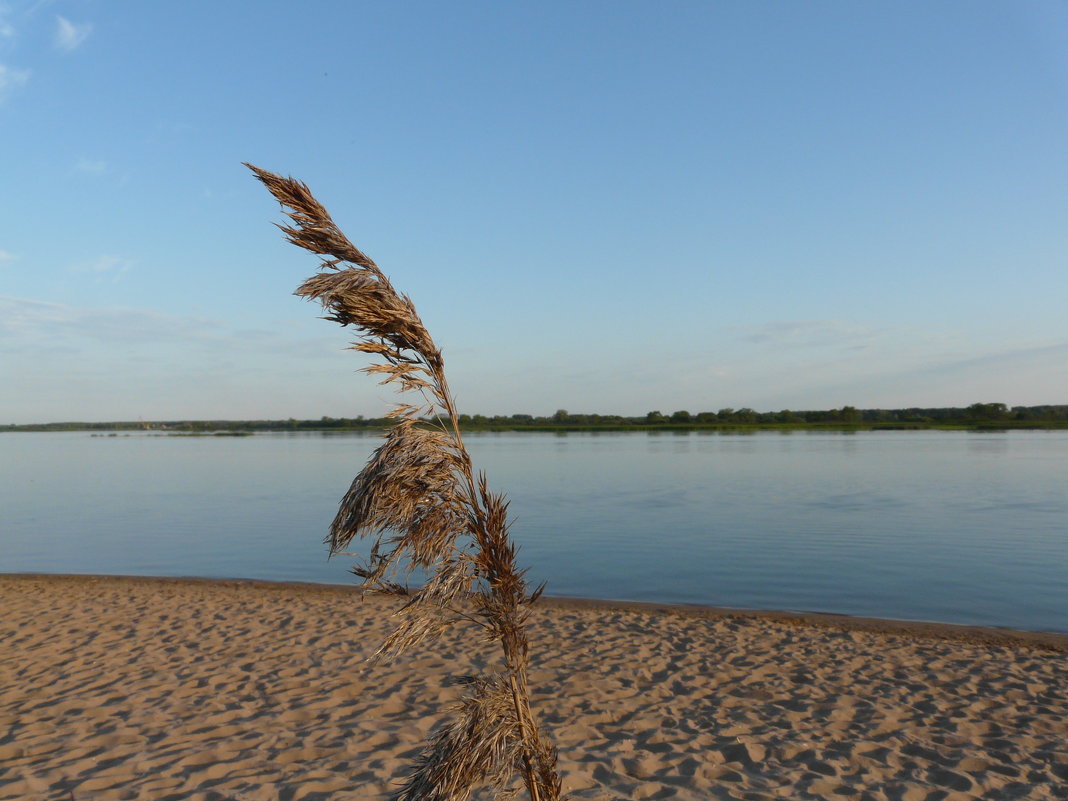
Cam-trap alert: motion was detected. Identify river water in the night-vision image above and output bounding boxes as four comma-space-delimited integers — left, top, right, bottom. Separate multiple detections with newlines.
2, 429, 1065, 632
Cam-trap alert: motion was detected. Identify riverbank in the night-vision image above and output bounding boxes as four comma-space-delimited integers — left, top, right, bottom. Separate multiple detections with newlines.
6, 420, 1068, 434
2, 574, 1066, 800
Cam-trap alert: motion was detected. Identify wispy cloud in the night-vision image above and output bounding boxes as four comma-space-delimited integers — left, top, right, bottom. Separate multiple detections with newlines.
0, 294, 340, 361
0, 249, 16, 264
895, 342, 1068, 380
0, 295, 219, 348
75, 158, 107, 174
20, 0, 58, 20
730, 319, 886, 349
0, 2, 17, 38
68, 254, 134, 278
0, 63, 30, 101
54, 15, 91, 51
743, 340, 1068, 412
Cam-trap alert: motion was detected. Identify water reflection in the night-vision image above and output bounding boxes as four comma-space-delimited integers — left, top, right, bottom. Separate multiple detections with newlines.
1, 429, 1066, 632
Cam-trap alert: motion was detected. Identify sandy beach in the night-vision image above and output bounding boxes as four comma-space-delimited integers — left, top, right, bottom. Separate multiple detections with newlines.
1, 574, 1065, 800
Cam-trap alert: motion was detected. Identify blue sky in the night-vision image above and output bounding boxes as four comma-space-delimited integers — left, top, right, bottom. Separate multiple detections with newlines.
2, 1, 1067, 423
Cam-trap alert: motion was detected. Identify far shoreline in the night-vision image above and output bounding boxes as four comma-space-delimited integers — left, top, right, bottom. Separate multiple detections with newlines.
6, 572, 1067, 652
6, 421, 1068, 434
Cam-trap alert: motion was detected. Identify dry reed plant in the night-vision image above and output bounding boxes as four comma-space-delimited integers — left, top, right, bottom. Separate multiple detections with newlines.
247, 164, 563, 801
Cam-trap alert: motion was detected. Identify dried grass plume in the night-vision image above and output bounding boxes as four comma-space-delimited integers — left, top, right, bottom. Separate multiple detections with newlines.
247, 163, 563, 801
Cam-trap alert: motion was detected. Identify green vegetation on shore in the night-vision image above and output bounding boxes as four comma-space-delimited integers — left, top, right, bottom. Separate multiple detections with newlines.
7, 403, 1068, 433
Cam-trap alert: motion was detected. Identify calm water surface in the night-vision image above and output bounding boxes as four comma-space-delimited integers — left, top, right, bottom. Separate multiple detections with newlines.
1, 430, 1065, 632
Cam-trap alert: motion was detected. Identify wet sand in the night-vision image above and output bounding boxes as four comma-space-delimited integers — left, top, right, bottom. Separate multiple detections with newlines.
1, 574, 1066, 800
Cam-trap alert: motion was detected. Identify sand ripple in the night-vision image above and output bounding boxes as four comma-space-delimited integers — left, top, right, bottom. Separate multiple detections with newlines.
1, 575, 1065, 800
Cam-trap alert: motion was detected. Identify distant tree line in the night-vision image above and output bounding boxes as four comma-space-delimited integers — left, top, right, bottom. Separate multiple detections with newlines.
6, 403, 1068, 433
454, 403, 1068, 428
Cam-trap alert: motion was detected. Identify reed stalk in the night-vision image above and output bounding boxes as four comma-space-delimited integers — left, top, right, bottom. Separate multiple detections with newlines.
247, 164, 563, 801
